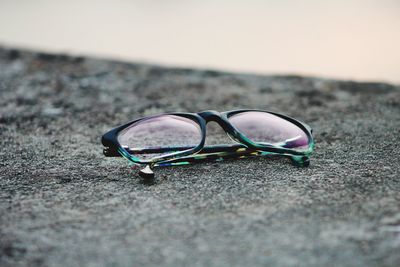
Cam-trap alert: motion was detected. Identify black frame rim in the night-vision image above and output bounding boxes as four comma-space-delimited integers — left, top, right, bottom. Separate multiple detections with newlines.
101, 109, 314, 165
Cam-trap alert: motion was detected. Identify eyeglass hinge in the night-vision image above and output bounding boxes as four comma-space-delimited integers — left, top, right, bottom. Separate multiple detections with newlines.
103, 147, 120, 157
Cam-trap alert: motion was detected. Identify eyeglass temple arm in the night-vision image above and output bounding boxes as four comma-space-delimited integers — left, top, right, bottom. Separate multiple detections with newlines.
103, 137, 302, 157
139, 146, 266, 180
140, 146, 309, 179
104, 142, 309, 167
103, 144, 248, 157
103, 142, 309, 180
155, 146, 264, 167
156, 147, 309, 168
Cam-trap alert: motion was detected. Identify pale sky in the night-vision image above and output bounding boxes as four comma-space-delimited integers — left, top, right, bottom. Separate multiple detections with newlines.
0, 0, 399, 83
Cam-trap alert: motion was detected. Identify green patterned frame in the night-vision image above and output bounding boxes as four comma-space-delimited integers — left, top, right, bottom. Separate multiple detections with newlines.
102, 109, 315, 179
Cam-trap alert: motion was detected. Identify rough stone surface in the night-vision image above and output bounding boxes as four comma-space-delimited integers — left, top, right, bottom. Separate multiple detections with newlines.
0, 47, 399, 267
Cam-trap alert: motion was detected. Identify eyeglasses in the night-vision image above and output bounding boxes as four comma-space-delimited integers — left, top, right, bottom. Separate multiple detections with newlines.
102, 109, 314, 179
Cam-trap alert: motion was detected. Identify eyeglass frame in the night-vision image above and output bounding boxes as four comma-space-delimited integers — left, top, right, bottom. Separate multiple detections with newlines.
101, 109, 315, 179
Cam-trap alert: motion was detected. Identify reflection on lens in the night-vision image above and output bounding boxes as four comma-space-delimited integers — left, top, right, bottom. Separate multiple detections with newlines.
118, 115, 202, 161
228, 111, 310, 150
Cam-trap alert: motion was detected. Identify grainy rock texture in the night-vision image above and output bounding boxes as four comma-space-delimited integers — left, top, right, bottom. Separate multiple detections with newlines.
0, 48, 399, 267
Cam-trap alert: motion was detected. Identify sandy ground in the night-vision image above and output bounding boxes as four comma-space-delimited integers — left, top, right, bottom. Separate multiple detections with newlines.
0, 48, 399, 267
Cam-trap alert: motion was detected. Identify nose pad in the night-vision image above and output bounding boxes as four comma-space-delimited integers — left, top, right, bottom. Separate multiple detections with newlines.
205, 121, 240, 146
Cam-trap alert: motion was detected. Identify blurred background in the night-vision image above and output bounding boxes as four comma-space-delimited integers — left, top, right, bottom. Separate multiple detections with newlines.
0, 0, 399, 83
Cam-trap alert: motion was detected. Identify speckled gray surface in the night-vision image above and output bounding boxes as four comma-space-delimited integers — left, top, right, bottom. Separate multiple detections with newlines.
0, 48, 399, 267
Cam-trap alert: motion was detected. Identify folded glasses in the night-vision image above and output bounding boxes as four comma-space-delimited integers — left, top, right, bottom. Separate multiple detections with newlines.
102, 109, 314, 179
